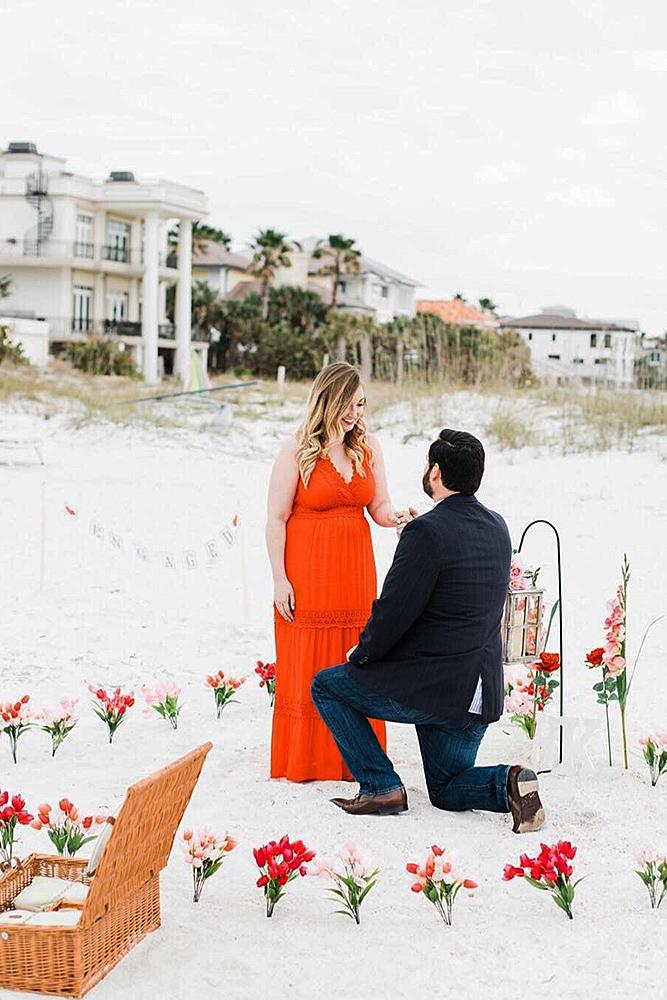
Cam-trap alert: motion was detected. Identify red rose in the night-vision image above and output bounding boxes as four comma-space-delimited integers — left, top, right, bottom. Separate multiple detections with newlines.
585, 647, 604, 667
539, 653, 560, 674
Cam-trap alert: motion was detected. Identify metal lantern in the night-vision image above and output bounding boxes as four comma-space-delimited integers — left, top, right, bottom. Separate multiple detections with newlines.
502, 587, 544, 663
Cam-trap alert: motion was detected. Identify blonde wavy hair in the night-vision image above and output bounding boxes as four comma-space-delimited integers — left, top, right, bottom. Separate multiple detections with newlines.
295, 363, 373, 487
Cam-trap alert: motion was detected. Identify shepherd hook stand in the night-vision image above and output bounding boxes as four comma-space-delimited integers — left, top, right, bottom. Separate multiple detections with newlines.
518, 519, 564, 768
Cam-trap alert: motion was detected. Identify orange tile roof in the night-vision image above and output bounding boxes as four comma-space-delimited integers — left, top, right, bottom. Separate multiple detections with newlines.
416, 299, 499, 329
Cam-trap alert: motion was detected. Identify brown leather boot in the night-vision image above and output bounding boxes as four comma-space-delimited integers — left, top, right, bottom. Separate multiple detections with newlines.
507, 766, 545, 834
331, 787, 408, 816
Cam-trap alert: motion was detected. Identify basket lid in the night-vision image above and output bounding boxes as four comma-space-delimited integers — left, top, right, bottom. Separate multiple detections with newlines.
80, 742, 212, 927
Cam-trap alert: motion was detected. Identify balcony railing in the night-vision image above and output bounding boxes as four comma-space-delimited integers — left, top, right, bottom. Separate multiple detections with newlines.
104, 320, 142, 337
0, 239, 175, 267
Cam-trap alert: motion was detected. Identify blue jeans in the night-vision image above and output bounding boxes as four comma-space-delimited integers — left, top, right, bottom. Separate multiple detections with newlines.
311, 664, 510, 813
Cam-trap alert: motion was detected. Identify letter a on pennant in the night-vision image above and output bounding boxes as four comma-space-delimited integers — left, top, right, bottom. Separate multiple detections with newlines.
161, 552, 177, 570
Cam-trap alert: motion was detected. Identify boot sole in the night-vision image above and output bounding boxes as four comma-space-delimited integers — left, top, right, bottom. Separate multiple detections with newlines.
512, 769, 546, 834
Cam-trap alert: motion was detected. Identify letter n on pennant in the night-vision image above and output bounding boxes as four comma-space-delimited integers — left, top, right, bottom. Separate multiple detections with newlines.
109, 532, 123, 551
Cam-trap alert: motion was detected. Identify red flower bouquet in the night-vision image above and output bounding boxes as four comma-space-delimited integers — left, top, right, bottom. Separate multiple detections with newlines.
255, 661, 276, 707
503, 840, 583, 919
253, 835, 315, 917
0, 789, 33, 867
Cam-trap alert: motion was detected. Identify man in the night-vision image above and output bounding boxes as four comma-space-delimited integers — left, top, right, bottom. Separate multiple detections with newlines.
311, 428, 545, 833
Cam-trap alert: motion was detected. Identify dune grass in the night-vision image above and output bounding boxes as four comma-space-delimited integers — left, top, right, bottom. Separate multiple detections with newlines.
2, 360, 667, 452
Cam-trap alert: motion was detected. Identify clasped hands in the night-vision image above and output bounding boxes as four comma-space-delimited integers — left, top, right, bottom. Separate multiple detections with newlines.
393, 506, 419, 537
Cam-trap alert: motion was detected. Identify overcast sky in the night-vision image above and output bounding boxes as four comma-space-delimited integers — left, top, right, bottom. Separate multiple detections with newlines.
3, 0, 667, 333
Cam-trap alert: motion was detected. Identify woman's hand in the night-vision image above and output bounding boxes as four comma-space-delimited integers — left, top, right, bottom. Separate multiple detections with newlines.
274, 578, 296, 622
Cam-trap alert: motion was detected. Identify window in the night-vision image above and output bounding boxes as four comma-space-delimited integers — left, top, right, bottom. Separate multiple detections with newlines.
72, 285, 94, 332
338, 280, 346, 293
590, 333, 597, 348
604, 333, 612, 348
551, 333, 557, 342
573, 358, 584, 364
548, 354, 561, 360
381, 285, 389, 299
106, 219, 130, 262
528, 332, 533, 341
75, 214, 94, 257
594, 358, 608, 365
106, 290, 129, 323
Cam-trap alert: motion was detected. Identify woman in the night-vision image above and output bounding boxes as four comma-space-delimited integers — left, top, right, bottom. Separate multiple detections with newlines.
266, 363, 406, 781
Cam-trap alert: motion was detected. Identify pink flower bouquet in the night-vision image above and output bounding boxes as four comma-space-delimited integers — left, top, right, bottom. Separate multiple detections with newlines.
406, 844, 477, 926
635, 846, 667, 910
312, 842, 379, 924
40, 697, 79, 757
639, 732, 667, 786
205, 670, 246, 719
142, 680, 182, 730
0, 695, 38, 764
585, 555, 630, 768
31, 799, 106, 856
182, 827, 237, 902
89, 686, 135, 743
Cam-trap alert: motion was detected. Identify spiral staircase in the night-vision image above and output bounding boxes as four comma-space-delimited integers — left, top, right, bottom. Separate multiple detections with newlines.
24, 163, 53, 255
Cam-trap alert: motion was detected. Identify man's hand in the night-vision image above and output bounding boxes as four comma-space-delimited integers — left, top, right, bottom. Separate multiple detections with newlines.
395, 506, 419, 537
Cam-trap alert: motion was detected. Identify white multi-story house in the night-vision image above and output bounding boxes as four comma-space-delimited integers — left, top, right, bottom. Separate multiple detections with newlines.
0, 141, 208, 380
267, 238, 420, 322
500, 306, 639, 388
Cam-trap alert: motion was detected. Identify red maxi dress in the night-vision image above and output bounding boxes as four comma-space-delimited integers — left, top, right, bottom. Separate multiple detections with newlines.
270, 455, 387, 781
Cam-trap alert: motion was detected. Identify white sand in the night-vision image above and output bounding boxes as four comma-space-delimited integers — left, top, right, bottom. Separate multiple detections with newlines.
0, 389, 665, 1000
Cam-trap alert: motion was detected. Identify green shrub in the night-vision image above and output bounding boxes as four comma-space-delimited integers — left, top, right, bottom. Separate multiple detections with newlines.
0, 325, 28, 366
67, 335, 141, 378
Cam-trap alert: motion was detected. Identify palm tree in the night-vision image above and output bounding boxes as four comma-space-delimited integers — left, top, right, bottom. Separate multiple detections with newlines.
168, 220, 232, 254
478, 297, 498, 314
0, 274, 11, 299
453, 292, 467, 302
247, 229, 301, 319
312, 234, 362, 308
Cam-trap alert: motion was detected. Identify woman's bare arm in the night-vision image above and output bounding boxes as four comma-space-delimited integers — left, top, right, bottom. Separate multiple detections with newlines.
266, 436, 300, 621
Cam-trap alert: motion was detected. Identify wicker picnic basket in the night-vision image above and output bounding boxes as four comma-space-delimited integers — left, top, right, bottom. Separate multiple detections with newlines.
0, 742, 212, 997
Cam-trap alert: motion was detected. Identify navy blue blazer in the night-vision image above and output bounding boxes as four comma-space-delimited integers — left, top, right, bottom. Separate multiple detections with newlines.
345, 493, 511, 723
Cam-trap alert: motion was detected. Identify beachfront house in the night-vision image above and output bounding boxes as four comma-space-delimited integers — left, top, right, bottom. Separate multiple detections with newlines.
227, 237, 420, 323
416, 298, 500, 330
0, 141, 208, 380
500, 306, 639, 388
190, 242, 253, 297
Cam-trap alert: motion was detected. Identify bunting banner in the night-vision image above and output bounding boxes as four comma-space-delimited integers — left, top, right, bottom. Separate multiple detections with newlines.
63, 503, 240, 572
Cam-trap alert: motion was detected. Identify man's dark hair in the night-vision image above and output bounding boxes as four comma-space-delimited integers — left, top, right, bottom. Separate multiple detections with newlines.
427, 429, 485, 495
